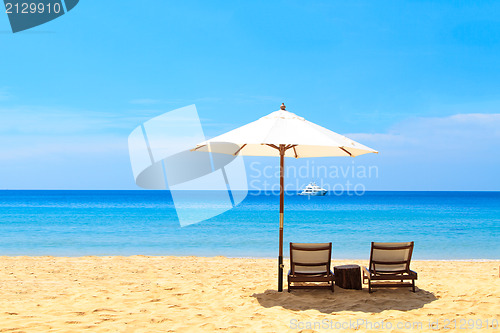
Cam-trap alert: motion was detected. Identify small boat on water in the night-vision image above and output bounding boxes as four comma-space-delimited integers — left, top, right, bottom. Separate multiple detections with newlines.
299, 182, 327, 196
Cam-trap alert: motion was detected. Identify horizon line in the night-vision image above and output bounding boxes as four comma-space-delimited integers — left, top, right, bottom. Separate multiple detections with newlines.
0, 189, 498, 192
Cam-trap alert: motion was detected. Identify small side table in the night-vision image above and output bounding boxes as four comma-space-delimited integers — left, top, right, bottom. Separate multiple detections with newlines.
334, 265, 362, 290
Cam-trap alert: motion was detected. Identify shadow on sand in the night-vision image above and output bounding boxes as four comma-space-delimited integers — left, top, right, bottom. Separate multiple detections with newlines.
252, 286, 438, 313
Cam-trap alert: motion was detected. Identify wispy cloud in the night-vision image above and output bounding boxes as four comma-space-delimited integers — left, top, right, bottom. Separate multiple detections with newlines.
0, 137, 125, 161
0, 104, 222, 162
347, 113, 500, 156
0, 105, 157, 136
0, 104, 130, 162
342, 113, 500, 190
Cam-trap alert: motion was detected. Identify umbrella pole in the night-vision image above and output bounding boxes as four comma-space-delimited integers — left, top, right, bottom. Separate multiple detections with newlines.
278, 144, 285, 292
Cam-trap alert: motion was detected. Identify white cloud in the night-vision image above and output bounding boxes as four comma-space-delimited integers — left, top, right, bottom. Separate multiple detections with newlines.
2, 102, 498, 190
0, 106, 147, 136
0, 136, 125, 161
344, 113, 500, 190
347, 113, 500, 155
0, 105, 136, 164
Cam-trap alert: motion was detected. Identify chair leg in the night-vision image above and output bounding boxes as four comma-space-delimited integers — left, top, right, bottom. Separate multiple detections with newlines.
288, 279, 291, 292
368, 281, 372, 293
331, 280, 335, 293
412, 280, 415, 292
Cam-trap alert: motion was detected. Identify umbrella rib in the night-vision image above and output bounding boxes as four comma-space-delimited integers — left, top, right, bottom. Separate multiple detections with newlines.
266, 144, 280, 150
190, 144, 206, 152
292, 146, 298, 158
339, 147, 353, 156
233, 144, 247, 155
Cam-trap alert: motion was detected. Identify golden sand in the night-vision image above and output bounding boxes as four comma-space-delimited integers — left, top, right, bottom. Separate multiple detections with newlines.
0, 256, 498, 332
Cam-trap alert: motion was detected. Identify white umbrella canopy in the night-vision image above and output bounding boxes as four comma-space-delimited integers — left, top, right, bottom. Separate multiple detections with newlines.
195, 104, 377, 158
193, 104, 377, 292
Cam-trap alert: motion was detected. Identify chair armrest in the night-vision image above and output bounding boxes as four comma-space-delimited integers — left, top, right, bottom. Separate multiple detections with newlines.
362, 266, 371, 279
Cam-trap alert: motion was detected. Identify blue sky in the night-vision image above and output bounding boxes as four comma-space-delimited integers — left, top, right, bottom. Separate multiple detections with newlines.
0, 1, 499, 190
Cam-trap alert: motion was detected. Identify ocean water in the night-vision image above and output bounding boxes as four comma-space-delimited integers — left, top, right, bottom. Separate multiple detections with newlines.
0, 190, 498, 259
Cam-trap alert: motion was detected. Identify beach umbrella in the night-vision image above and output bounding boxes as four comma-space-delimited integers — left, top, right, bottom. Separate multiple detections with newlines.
193, 104, 378, 291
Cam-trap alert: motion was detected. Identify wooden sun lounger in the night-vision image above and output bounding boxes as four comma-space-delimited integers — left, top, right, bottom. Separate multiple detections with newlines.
362, 241, 418, 293
287, 242, 334, 292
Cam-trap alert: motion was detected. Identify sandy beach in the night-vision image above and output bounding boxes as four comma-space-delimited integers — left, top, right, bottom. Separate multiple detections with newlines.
0, 256, 498, 332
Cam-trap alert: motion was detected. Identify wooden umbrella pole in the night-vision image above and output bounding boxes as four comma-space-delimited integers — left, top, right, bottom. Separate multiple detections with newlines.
278, 144, 285, 292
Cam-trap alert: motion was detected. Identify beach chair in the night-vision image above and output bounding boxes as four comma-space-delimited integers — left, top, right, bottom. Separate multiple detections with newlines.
288, 242, 334, 292
362, 242, 418, 293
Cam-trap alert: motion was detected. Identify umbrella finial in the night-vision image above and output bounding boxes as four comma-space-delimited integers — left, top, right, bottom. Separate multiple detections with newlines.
280, 103, 286, 110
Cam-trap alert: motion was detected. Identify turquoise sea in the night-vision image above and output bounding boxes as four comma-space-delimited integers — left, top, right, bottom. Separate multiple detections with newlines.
0, 190, 498, 259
